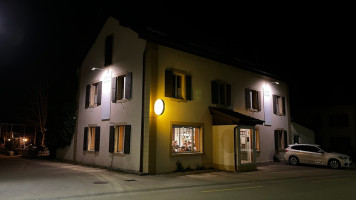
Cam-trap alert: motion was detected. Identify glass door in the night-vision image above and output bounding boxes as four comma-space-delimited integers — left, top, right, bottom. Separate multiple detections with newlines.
237, 127, 255, 165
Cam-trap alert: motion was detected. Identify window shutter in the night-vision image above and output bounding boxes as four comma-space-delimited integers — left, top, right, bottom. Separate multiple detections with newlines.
282, 97, 286, 115
125, 72, 132, 99
97, 81, 102, 106
117, 76, 124, 100
165, 70, 174, 97
95, 127, 100, 152
283, 130, 288, 149
273, 95, 277, 114
109, 126, 115, 153
226, 84, 231, 106
124, 125, 131, 154
274, 130, 279, 153
85, 84, 90, 109
257, 91, 262, 111
245, 88, 251, 109
83, 127, 88, 151
186, 75, 192, 100
111, 77, 117, 102
105, 35, 113, 66
211, 81, 218, 104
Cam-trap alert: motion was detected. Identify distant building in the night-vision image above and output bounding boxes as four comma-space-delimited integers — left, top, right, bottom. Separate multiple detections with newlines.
57, 16, 291, 174
291, 121, 315, 144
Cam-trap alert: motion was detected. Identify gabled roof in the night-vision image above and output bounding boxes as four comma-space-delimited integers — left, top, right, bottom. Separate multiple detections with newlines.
209, 107, 264, 126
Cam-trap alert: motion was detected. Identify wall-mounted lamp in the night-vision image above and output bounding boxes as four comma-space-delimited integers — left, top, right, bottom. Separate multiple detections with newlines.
91, 67, 105, 71
272, 81, 279, 85
154, 99, 165, 115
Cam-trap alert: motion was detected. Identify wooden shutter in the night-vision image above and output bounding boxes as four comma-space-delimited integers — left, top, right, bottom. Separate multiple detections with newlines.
85, 84, 90, 109
165, 70, 174, 97
117, 76, 124, 100
211, 80, 218, 104
257, 91, 261, 111
95, 127, 100, 152
282, 97, 286, 115
124, 125, 131, 154
273, 95, 277, 114
283, 130, 288, 149
109, 126, 115, 153
274, 130, 279, 153
97, 81, 102, 106
83, 127, 88, 151
245, 88, 251, 109
125, 72, 132, 99
111, 77, 117, 102
186, 75, 192, 100
226, 84, 231, 106
105, 35, 113, 66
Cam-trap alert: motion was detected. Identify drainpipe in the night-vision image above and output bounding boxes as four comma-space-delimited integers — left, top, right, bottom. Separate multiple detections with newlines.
139, 46, 147, 173
234, 125, 238, 172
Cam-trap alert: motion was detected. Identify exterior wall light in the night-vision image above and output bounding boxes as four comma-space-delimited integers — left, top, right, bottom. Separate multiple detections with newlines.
91, 67, 105, 71
154, 99, 165, 115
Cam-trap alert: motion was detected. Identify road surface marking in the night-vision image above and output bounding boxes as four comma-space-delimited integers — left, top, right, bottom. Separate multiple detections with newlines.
202, 186, 263, 193
311, 178, 346, 183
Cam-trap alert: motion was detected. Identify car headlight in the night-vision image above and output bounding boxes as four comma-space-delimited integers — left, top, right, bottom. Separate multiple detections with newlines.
339, 156, 348, 160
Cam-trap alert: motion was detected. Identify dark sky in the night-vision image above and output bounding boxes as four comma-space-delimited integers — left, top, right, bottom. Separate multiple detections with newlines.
1, 1, 354, 123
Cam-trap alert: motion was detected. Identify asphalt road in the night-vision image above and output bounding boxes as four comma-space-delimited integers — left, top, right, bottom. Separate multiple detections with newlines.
0, 154, 355, 200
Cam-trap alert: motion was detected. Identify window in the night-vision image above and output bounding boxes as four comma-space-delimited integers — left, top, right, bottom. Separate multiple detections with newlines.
83, 126, 100, 152
245, 88, 261, 111
211, 80, 231, 106
329, 114, 349, 127
165, 69, 192, 101
274, 130, 287, 152
85, 82, 102, 108
109, 125, 131, 154
273, 95, 285, 115
293, 135, 300, 144
105, 35, 113, 66
255, 128, 260, 152
171, 124, 202, 154
112, 72, 132, 102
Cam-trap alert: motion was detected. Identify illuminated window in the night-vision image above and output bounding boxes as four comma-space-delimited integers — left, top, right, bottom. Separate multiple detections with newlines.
85, 82, 102, 108
211, 80, 231, 106
112, 72, 132, 102
171, 124, 202, 154
245, 88, 261, 111
83, 126, 100, 152
165, 69, 192, 101
109, 125, 131, 154
274, 130, 287, 152
273, 95, 285, 116
255, 129, 260, 152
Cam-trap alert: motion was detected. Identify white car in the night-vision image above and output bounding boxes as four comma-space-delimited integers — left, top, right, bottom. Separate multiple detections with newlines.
284, 144, 352, 169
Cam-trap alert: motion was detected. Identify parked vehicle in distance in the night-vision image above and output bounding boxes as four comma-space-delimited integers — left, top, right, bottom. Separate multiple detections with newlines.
284, 144, 352, 169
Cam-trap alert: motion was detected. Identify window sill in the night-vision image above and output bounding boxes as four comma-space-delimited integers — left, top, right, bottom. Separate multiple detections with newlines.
170, 152, 204, 157
114, 99, 129, 103
113, 152, 125, 157
169, 97, 187, 103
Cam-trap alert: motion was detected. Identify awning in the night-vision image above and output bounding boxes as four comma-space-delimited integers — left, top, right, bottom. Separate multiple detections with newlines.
209, 107, 264, 126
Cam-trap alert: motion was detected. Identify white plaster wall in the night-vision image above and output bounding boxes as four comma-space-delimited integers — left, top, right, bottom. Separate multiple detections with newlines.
213, 125, 235, 170
58, 17, 146, 172
153, 45, 290, 173
291, 122, 315, 144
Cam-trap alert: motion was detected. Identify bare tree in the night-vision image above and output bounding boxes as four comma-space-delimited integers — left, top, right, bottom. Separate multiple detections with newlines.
28, 80, 50, 151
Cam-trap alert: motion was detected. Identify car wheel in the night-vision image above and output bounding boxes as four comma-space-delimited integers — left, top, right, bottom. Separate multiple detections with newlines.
289, 156, 299, 165
328, 159, 340, 169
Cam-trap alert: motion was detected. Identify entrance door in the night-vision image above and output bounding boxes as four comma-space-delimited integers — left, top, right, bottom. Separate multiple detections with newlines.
237, 127, 255, 165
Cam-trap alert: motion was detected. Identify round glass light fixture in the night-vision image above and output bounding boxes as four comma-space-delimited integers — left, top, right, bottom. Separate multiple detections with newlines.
154, 99, 165, 115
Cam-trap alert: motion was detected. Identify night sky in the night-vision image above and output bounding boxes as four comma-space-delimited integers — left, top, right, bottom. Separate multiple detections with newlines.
1, 1, 354, 123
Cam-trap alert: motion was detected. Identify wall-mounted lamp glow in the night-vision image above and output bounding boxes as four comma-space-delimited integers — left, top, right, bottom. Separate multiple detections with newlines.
154, 99, 165, 115
272, 81, 279, 85
91, 67, 105, 71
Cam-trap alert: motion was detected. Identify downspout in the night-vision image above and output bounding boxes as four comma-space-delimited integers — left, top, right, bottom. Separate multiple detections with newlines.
139, 45, 147, 173
234, 125, 238, 172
